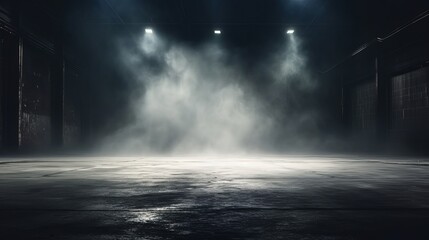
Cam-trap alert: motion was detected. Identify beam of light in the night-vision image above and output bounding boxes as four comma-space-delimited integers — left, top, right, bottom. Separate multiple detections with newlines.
287, 29, 295, 35
139, 30, 161, 55
145, 28, 154, 34
102, 26, 320, 155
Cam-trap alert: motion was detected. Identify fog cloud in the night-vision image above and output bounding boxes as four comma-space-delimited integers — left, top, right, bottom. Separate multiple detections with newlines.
100, 30, 321, 155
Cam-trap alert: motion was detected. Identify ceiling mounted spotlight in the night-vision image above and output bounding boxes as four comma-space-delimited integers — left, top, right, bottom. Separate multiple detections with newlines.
287, 29, 295, 34
214, 29, 222, 35
145, 28, 153, 34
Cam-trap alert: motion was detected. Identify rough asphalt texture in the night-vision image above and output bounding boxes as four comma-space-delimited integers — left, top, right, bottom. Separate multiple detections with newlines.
1, 155, 428, 239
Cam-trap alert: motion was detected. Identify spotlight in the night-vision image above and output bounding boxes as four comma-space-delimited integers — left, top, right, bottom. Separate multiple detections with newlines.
287, 29, 295, 34
145, 28, 153, 34
214, 29, 222, 35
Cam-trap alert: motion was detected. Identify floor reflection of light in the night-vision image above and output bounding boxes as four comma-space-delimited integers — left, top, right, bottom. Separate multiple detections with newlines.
129, 211, 160, 223
128, 206, 180, 223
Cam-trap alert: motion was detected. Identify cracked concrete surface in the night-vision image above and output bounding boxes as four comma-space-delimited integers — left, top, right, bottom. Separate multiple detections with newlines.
0, 155, 428, 239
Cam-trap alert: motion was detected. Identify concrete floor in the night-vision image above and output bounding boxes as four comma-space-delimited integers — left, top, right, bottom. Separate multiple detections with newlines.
1, 155, 429, 239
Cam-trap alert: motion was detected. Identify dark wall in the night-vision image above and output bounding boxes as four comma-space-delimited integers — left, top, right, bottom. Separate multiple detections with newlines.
21, 41, 52, 148
64, 63, 83, 147
0, 28, 20, 150
327, 14, 429, 153
0, 0, 86, 152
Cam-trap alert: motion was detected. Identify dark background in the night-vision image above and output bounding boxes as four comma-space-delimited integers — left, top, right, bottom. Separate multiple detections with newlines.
0, 0, 428, 154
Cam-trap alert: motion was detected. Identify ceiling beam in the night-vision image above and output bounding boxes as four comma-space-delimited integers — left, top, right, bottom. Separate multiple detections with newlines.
104, 0, 125, 24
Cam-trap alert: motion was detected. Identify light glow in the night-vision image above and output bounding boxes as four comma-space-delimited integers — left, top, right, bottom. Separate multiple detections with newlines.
214, 30, 222, 35
287, 29, 295, 34
107, 27, 313, 155
145, 28, 154, 34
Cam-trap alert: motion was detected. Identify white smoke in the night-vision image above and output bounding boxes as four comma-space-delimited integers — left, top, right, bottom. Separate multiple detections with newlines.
100, 30, 320, 155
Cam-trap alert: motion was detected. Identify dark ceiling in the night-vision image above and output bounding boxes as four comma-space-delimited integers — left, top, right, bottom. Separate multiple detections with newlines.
63, 0, 429, 34
60, 0, 429, 64
63, 0, 426, 27
14, 0, 428, 46
22, 0, 426, 71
